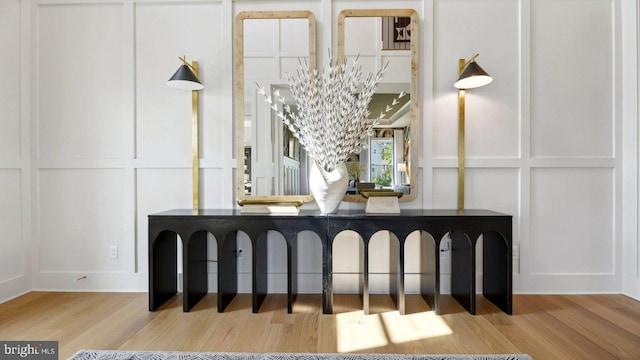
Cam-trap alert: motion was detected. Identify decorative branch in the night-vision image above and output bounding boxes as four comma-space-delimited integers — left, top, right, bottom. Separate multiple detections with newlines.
258, 50, 406, 173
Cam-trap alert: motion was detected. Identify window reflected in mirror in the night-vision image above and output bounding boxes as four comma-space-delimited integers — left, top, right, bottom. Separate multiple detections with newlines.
345, 84, 411, 195
236, 10, 417, 204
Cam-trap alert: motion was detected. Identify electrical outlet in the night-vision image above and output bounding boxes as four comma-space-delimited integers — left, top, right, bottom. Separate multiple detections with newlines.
109, 246, 118, 259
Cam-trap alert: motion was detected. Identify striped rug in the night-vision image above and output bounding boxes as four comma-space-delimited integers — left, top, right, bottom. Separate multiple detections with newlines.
68, 351, 534, 360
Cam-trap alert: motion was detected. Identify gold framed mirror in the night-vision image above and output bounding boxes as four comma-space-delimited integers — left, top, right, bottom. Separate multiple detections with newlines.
338, 9, 419, 202
235, 11, 317, 204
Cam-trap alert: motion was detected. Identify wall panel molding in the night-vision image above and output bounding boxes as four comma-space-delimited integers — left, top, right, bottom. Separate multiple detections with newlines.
32, 271, 146, 292
34, 2, 127, 160
0, 0, 30, 303
38, 169, 127, 273
0, 170, 24, 283
530, 167, 615, 276
620, 0, 640, 298
530, 0, 615, 158
135, 1, 226, 160
0, 0, 21, 160
0, 0, 633, 301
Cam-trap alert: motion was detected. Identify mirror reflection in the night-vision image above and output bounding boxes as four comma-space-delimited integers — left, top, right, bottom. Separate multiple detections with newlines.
235, 11, 316, 203
345, 83, 411, 194
244, 85, 309, 196
339, 10, 418, 202
235, 10, 417, 204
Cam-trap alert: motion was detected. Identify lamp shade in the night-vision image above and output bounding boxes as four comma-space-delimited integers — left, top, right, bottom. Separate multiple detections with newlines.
454, 61, 493, 89
167, 64, 204, 91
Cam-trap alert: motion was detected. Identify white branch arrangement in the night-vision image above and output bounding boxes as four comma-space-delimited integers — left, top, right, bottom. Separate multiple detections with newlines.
257, 50, 406, 174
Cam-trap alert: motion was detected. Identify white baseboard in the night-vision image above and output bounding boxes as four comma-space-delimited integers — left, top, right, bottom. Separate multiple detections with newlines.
26, 270, 625, 298
32, 271, 147, 292
0, 275, 32, 304
25, 271, 472, 295
623, 290, 640, 301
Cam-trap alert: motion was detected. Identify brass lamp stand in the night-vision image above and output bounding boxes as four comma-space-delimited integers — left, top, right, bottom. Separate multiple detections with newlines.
167, 56, 204, 210
454, 54, 493, 211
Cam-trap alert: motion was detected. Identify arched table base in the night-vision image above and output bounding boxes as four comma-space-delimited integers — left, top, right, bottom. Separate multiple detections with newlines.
148, 209, 512, 315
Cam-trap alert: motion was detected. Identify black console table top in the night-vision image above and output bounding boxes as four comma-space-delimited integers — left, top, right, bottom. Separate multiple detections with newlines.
150, 208, 508, 217
148, 209, 512, 316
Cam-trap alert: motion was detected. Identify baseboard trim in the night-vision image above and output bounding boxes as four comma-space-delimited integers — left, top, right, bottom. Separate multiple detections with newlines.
33, 271, 147, 292
0, 275, 32, 304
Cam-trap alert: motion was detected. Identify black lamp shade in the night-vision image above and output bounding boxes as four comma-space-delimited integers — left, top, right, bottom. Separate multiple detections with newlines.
167, 64, 204, 91
454, 61, 493, 89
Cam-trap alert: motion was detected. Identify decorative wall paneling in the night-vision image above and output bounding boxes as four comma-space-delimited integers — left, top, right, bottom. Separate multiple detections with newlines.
432, 0, 620, 294
28, 0, 233, 291
31, 1, 137, 290
0, 170, 25, 293
622, 0, 640, 298
0, 0, 638, 302
525, 0, 619, 292
0, 0, 30, 302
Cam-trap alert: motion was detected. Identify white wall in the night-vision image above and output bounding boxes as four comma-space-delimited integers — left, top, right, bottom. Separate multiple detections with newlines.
0, 0, 31, 302
0, 0, 639, 302
622, 0, 640, 299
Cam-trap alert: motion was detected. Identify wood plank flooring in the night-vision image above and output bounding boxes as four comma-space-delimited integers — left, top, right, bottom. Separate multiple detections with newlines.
0, 292, 639, 360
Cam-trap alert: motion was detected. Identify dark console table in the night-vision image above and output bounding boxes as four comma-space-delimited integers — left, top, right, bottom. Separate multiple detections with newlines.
148, 209, 512, 315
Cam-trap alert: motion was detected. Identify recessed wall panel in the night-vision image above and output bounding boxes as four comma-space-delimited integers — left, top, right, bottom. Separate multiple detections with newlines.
0, 170, 23, 282
466, 168, 520, 218
245, 19, 277, 53
433, 167, 519, 231
0, 0, 21, 159
37, 3, 125, 159
530, 0, 613, 157
136, 3, 224, 160
380, 55, 411, 83
344, 16, 378, 53
280, 57, 309, 77
280, 19, 311, 53
432, 168, 457, 209
349, 56, 378, 79
433, 0, 519, 158
530, 168, 614, 274
39, 169, 126, 272
245, 58, 277, 80
200, 168, 228, 209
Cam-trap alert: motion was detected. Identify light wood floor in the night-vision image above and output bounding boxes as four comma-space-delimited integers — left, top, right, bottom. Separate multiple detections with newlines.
1, 292, 639, 360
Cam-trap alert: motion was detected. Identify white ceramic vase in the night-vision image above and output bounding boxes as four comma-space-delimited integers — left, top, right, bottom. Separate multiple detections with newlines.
309, 162, 349, 214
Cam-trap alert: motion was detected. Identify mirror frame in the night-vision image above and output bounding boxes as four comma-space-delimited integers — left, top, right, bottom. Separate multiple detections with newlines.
338, 9, 419, 202
235, 11, 317, 204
